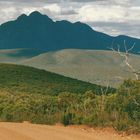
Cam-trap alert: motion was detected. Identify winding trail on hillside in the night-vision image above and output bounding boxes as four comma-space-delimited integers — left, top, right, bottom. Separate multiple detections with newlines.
0, 122, 139, 140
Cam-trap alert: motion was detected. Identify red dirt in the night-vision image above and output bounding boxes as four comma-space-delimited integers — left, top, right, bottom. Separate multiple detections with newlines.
0, 122, 139, 140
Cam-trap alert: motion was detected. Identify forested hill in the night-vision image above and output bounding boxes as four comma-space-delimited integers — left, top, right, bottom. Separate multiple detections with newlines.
0, 64, 114, 95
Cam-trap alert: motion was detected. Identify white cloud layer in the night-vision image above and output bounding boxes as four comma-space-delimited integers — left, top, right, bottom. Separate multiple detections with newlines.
0, 0, 139, 38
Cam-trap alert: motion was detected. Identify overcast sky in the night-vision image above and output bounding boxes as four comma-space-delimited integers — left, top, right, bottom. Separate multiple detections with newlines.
0, 0, 140, 38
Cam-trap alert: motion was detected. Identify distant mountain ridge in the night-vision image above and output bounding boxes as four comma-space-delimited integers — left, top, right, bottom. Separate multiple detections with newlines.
0, 11, 140, 54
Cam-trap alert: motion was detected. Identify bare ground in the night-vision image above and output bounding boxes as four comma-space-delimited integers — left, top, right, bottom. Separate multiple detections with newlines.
0, 122, 139, 140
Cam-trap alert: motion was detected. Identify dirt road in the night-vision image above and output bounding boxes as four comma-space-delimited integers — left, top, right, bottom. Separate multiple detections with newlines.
0, 122, 139, 140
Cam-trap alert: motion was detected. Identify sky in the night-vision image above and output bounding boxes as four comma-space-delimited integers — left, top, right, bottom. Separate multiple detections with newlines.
0, 0, 140, 38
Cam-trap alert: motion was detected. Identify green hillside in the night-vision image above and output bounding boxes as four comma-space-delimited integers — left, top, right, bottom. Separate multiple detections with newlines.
0, 64, 113, 95
0, 64, 139, 133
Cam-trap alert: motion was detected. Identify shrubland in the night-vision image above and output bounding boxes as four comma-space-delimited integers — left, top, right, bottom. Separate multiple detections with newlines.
0, 80, 139, 133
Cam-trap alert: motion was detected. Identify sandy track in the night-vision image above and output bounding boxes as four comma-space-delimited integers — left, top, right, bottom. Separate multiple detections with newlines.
0, 122, 139, 140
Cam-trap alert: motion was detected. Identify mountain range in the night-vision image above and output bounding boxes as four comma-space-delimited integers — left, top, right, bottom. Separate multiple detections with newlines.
0, 11, 140, 54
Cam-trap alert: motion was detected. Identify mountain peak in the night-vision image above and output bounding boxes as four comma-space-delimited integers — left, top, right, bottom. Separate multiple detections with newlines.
17, 13, 27, 21
28, 11, 53, 23
29, 11, 42, 17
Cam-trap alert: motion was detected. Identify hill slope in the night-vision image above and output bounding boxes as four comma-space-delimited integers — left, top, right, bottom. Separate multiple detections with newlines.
0, 11, 140, 54
0, 63, 110, 95
22, 49, 140, 87
0, 48, 44, 63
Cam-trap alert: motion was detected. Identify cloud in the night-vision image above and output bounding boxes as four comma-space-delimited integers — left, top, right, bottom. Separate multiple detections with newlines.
88, 21, 140, 38
78, 5, 125, 22
78, 3, 140, 22
43, 4, 61, 13
61, 9, 77, 15
70, 0, 105, 2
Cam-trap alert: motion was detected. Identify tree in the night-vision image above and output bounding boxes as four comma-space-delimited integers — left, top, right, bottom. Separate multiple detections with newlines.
109, 40, 140, 80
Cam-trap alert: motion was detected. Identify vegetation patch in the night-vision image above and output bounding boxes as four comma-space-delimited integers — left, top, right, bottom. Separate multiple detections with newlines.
0, 74, 139, 133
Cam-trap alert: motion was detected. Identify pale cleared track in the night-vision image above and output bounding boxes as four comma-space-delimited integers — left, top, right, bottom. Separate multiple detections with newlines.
0, 122, 139, 140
